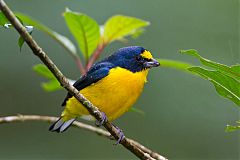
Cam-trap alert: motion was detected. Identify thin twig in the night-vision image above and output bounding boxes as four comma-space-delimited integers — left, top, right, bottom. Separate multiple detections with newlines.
0, 115, 166, 160
0, 1, 167, 160
0, 115, 110, 137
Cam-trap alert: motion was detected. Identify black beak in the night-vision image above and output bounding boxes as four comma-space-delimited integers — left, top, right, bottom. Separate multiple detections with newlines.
144, 58, 160, 68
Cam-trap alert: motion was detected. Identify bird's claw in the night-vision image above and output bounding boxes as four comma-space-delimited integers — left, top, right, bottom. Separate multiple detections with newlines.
96, 116, 125, 144
95, 112, 107, 127
114, 126, 125, 145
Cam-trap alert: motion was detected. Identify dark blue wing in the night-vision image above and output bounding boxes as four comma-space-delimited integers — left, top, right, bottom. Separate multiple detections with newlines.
61, 62, 115, 106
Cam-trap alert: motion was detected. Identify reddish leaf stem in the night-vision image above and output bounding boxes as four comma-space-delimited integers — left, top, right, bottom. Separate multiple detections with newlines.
86, 43, 106, 70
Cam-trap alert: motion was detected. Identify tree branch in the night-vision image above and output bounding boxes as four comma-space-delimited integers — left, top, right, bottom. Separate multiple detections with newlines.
0, 115, 166, 160
0, 1, 167, 160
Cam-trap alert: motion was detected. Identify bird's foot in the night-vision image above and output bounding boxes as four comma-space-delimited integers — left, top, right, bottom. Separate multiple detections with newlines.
113, 125, 125, 145
95, 112, 107, 127
95, 114, 124, 144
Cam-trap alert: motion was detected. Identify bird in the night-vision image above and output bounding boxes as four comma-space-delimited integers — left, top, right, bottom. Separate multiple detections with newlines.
49, 46, 160, 133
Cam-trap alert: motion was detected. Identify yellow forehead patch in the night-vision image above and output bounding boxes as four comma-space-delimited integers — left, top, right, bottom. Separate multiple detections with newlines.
141, 50, 153, 59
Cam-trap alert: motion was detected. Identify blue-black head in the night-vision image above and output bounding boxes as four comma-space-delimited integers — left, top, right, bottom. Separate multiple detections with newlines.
105, 46, 160, 72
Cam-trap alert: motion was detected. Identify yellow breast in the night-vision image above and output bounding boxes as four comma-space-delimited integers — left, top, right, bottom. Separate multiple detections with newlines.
63, 67, 149, 121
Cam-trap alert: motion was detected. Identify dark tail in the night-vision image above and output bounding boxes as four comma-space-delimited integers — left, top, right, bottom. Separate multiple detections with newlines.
49, 117, 75, 133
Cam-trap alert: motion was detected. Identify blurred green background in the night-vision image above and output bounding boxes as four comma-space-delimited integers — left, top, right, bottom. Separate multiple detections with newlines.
0, 0, 239, 159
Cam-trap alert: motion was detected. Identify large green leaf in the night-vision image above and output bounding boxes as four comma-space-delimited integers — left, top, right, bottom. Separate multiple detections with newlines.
189, 67, 240, 106
15, 13, 77, 56
180, 49, 240, 81
63, 9, 100, 59
180, 49, 240, 106
103, 15, 149, 43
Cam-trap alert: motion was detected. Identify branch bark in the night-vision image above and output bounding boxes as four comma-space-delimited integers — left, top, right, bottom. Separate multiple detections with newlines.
0, 1, 167, 160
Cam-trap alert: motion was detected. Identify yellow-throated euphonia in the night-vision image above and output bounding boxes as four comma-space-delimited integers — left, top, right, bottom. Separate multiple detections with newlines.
49, 46, 159, 133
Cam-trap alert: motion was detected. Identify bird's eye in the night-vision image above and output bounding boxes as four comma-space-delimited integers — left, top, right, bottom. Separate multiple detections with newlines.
136, 56, 142, 61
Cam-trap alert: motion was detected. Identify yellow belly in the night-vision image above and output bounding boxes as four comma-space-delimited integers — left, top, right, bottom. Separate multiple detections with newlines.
62, 67, 149, 121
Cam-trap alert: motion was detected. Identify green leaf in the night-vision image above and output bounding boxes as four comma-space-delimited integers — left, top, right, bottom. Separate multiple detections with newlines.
157, 59, 192, 72
63, 9, 100, 59
129, 107, 145, 115
16, 16, 24, 25
0, 12, 8, 26
180, 49, 240, 106
189, 67, 240, 106
33, 64, 55, 79
103, 15, 150, 43
180, 49, 240, 81
0, 13, 32, 50
42, 80, 62, 92
15, 13, 77, 56
18, 26, 33, 51
226, 121, 240, 132
131, 28, 145, 39
33, 64, 62, 92
18, 36, 24, 50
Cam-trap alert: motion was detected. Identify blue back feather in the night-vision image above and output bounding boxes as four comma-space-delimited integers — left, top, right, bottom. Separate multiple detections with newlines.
61, 46, 146, 106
